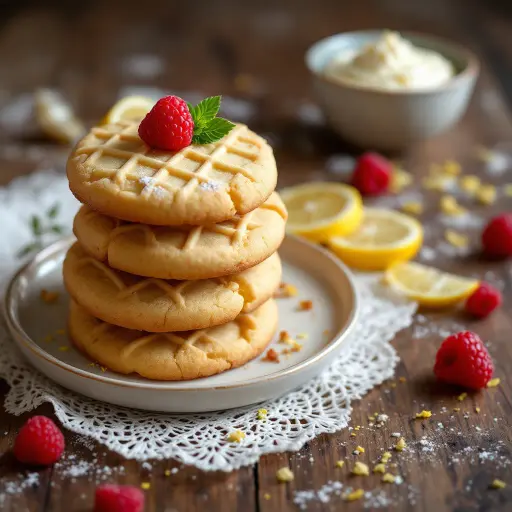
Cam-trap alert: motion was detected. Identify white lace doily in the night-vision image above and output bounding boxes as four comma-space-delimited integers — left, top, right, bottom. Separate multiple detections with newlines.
0, 170, 417, 471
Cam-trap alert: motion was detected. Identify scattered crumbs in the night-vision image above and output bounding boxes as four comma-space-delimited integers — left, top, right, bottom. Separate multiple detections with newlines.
490, 479, 506, 490
40, 289, 59, 303
381, 452, 392, 463
263, 493, 271, 500
373, 463, 386, 474
401, 201, 423, 215
475, 407, 481, 414
351, 461, 370, 476
298, 300, 313, 311
293, 481, 343, 509
58, 346, 69, 352
437, 423, 444, 429
262, 348, 279, 363
459, 175, 481, 195
141, 482, 150, 490
376, 414, 389, 423
457, 392, 468, 402
296, 333, 308, 340
335, 460, 345, 468
227, 430, 246, 443
141, 462, 152, 471
395, 476, 404, 485
274, 282, 298, 298
382, 473, 395, 484
355, 446, 365, 454
164, 469, 171, 477
487, 378, 500, 388
394, 438, 406, 452
444, 229, 468, 248
390, 165, 413, 194
257, 408, 268, 420
391, 432, 401, 438
350, 432, 357, 437
422, 174, 455, 192
453, 407, 460, 412
276, 467, 294, 483
476, 184, 496, 205
440, 195, 466, 216
415, 410, 432, 420
344, 488, 364, 502
399, 377, 407, 383
171, 468, 179, 475
442, 159, 462, 175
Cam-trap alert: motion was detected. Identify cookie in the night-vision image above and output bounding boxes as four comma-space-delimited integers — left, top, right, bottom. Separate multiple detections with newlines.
63, 243, 281, 332
67, 121, 277, 226
68, 298, 278, 381
73, 192, 287, 280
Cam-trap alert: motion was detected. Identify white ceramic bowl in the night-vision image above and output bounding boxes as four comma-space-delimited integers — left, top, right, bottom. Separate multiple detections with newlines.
305, 30, 479, 151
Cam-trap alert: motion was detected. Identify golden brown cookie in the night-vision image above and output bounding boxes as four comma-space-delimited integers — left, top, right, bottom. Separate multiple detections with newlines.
73, 192, 287, 280
63, 243, 281, 332
69, 299, 278, 381
67, 121, 277, 226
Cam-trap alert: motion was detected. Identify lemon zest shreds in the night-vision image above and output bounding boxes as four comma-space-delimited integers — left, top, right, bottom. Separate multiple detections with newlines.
445, 230, 469, 248
476, 185, 497, 205
394, 438, 406, 451
415, 410, 432, 419
227, 430, 246, 443
382, 473, 396, 483
276, 467, 294, 483
487, 378, 500, 388
440, 195, 466, 216
373, 463, 386, 474
490, 479, 506, 489
459, 175, 481, 195
352, 461, 370, 476
401, 201, 423, 215
344, 489, 364, 501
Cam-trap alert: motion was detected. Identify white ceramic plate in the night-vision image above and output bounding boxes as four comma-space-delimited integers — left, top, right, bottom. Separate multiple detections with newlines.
4, 235, 359, 413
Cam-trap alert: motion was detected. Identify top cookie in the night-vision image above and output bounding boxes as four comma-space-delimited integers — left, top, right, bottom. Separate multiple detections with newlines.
67, 121, 277, 226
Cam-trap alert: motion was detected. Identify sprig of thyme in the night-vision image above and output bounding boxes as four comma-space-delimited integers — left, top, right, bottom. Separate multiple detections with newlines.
17, 202, 65, 258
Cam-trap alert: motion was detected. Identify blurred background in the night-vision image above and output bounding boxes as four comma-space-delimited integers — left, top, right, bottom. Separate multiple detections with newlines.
0, 0, 511, 186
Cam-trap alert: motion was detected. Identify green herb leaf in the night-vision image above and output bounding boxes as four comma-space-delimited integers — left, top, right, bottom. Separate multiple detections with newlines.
192, 117, 235, 144
51, 225, 64, 234
31, 215, 43, 236
17, 241, 42, 258
47, 203, 60, 219
189, 96, 221, 130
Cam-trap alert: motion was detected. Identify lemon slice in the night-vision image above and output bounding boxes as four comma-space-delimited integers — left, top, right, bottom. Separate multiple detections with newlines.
34, 89, 85, 144
101, 96, 154, 124
328, 208, 423, 270
280, 182, 363, 242
385, 262, 479, 307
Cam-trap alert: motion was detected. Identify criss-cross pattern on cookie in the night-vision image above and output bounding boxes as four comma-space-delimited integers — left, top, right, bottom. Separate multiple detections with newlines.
117, 314, 258, 359
75, 121, 264, 198
76, 256, 191, 306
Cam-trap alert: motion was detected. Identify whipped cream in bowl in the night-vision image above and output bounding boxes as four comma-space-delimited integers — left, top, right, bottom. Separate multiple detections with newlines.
324, 31, 455, 91
305, 30, 479, 150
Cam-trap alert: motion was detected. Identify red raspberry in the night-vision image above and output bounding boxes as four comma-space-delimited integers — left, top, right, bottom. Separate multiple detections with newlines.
481, 214, 512, 258
465, 282, 502, 318
94, 484, 144, 512
13, 415, 65, 465
434, 331, 494, 390
351, 152, 392, 196
138, 95, 194, 151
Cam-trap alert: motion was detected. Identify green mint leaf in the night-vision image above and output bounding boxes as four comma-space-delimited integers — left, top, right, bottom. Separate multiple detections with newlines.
190, 96, 221, 125
47, 203, 60, 219
51, 225, 64, 234
31, 215, 43, 236
192, 117, 235, 144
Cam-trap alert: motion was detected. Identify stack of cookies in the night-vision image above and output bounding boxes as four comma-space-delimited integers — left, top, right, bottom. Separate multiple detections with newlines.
64, 119, 287, 380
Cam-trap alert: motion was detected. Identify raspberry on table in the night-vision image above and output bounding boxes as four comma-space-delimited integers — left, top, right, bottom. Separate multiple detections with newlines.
481, 213, 512, 258
351, 152, 392, 196
138, 95, 194, 151
13, 415, 65, 465
434, 331, 494, 390
465, 282, 502, 318
94, 484, 145, 512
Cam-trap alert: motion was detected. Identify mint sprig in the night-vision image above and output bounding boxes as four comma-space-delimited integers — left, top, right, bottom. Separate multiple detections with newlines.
188, 96, 235, 144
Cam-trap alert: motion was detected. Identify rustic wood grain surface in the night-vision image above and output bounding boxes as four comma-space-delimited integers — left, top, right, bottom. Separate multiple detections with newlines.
1, 0, 511, 510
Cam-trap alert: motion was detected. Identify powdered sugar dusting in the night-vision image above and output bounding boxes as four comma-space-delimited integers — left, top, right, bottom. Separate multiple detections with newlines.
0, 472, 39, 507
293, 481, 344, 509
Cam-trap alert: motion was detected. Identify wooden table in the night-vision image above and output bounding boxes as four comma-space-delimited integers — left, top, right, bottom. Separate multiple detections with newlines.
1, 1, 511, 510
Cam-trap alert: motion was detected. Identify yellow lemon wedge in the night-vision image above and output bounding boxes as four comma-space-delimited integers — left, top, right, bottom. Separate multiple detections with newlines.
385, 262, 479, 307
328, 208, 423, 270
280, 182, 363, 242
34, 89, 85, 144
101, 96, 154, 124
